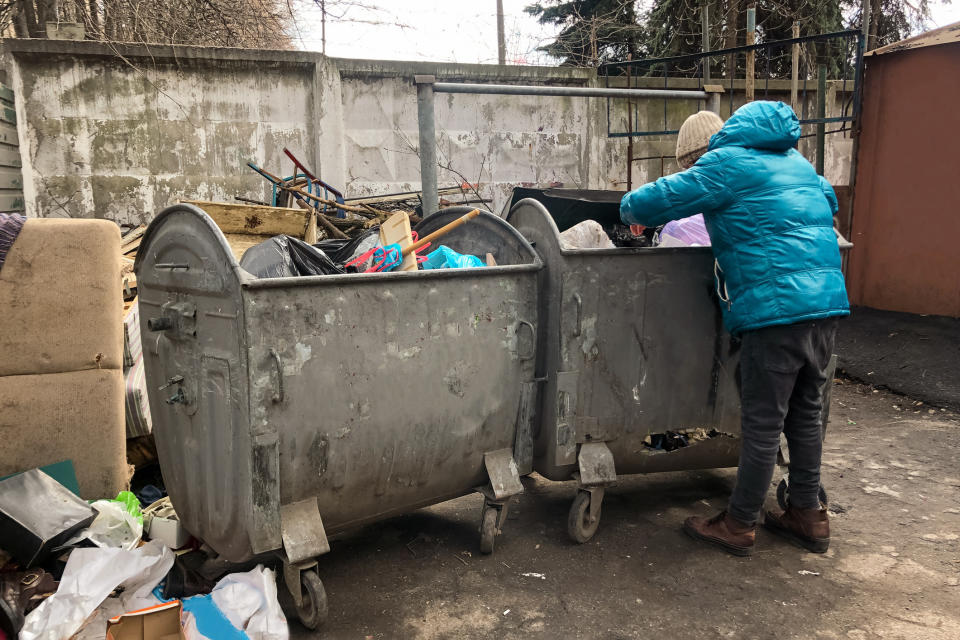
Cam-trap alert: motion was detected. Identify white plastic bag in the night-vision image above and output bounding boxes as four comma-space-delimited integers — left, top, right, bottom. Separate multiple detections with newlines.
210, 566, 288, 640
559, 220, 615, 249
67, 492, 144, 550
21, 540, 173, 640
657, 213, 711, 247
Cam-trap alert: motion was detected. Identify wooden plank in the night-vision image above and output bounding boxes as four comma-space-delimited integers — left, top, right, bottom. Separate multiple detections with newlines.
120, 226, 146, 253
0, 167, 22, 190
0, 192, 24, 212
0, 106, 15, 126
379, 211, 417, 271
183, 200, 308, 238
0, 123, 18, 147
223, 233, 270, 263
122, 237, 142, 256
346, 186, 462, 206
0, 144, 22, 169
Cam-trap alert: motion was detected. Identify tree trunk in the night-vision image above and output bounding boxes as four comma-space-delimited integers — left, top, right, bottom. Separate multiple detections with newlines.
868, 0, 881, 50
14, 1, 31, 37
724, 0, 740, 77
88, 0, 101, 38
22, 0, 41, 37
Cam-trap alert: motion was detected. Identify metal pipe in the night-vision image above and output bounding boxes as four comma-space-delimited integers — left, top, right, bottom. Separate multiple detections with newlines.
626, 56, 633, 191
415, 75, 439, 218
791, 23, 800, 111
816, 65, 826, 175
431, 82, 708, 100
745, 6, 756, 102
496, 0, 506, 65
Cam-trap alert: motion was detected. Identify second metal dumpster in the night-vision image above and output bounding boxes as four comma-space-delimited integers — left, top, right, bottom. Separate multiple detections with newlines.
507, 193, 744, 543
135, 204, 541, 629
506, 189, 841, 544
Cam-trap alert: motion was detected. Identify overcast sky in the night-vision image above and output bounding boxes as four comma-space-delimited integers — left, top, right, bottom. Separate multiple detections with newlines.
290, 1, 960, 63
291, 1, 560, 65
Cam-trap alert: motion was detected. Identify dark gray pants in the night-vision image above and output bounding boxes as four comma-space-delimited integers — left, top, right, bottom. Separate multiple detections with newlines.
727, 317, 839, 526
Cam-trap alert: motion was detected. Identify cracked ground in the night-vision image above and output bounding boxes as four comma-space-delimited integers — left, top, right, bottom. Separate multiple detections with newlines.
290, 381, 960, 639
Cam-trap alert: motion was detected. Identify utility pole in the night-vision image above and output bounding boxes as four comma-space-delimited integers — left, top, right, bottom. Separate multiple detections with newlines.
496, 0, 506, 65
321, 0, 327, 55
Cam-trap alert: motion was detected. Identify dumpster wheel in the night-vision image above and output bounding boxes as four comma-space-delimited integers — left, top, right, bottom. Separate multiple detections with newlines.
567, 490, 601, 544
296, 569, 328, 630
776, 478, 829, 511
479, 505, 499, 555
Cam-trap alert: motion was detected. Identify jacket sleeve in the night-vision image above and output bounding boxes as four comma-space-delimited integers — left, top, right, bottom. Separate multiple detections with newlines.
620, 155, 733, 227
818, 176, 839, 215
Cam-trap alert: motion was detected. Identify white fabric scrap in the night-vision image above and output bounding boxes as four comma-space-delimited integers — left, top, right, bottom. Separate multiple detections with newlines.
20, 540, 173, 640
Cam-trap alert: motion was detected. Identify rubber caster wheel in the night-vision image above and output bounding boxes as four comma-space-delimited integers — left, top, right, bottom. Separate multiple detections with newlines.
567, 490, 601, 544
295, 569, 328, 630
479, 505, 498, 555
776, 478, 829, 511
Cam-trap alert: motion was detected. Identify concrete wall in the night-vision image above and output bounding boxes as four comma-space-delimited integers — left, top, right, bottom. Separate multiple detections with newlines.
2, 38, 854, 224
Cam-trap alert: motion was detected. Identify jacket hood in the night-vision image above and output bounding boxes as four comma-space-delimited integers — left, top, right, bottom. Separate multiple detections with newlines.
708, 101, 801, 152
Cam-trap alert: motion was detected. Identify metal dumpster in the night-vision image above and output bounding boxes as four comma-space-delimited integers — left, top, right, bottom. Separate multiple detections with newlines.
506, 189, 842, 544
135, 203, 541, 629
506, 192, 744, 543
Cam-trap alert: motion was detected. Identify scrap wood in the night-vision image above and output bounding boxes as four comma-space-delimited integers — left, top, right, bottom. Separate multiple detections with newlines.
120, 225, 145, 250
345, 186, 461, 207
292, 197, 347, 240
379, 212, 418, 272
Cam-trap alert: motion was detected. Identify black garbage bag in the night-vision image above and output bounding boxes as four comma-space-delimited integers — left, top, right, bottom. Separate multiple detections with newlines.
316, 228, 381, 272
240, 235, 344, 278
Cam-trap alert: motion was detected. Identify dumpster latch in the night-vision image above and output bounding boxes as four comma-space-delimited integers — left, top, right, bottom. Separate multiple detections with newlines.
159, 375, 187, 405
147, 301, 197, 339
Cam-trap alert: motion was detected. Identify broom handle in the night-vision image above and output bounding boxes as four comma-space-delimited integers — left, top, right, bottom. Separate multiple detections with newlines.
402, 209, 481, 256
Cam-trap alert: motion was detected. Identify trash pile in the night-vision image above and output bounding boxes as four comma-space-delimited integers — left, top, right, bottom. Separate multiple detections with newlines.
0, 465, 287, 640
240, 208, 491, 278
558, 215, 711, 250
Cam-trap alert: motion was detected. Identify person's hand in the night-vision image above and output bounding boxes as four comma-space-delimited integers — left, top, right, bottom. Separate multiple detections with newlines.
630, 224, 646, 236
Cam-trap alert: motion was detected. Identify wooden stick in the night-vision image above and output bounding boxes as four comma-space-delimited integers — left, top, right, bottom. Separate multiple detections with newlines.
294, 197, 348, 239
402, 209, 481, 256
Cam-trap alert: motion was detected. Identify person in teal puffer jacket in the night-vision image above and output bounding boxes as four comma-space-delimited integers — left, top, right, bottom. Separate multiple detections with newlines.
621, 100, 849, 556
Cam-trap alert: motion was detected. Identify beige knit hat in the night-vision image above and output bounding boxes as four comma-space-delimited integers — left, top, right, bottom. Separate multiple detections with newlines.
676, 111, 725, 169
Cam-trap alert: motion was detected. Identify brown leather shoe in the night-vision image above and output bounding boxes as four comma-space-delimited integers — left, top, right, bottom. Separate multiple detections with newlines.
763, 505, 830, 553
683, 511, 756, 556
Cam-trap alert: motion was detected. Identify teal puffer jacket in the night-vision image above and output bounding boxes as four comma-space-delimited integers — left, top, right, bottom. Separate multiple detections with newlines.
621, 101, 849, 335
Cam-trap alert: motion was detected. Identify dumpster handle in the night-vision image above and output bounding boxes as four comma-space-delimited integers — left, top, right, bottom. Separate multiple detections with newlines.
269, 349, 285, 403
516, 320, 536, 361
572, 293, 582, 337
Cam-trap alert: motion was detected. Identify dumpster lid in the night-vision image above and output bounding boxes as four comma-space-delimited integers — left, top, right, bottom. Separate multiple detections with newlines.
506, 188, 625, 233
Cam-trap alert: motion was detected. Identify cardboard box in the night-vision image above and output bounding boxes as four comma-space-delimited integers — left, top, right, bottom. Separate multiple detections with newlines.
106, 601, 186, 640
0, 368, 129, 500
0, 218, 122, 377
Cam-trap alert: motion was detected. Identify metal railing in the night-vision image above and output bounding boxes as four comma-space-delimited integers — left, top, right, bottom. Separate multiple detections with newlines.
600, 29, 864, 138
413, 75, 713, 216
